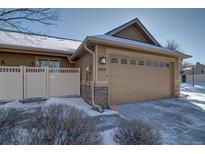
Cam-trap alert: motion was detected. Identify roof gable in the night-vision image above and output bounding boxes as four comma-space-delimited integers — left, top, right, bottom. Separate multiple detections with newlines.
106, 18, 160, 46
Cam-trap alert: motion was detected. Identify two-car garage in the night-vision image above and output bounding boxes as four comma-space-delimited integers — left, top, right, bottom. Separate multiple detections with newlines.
71, 17, 190, 107
109, 54, 173, 105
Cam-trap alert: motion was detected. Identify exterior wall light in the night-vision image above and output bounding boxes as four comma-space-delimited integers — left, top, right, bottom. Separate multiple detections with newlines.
100, 56, 106, 64
86, 66, 90, 72
1, 60, 5, 65
31, 62, 34, 66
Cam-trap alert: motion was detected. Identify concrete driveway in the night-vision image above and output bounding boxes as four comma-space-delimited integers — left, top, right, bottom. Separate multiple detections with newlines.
117, 85, 205, 144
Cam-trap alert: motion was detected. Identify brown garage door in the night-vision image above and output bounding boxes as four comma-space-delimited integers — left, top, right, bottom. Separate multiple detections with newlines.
110, 55, 172, 104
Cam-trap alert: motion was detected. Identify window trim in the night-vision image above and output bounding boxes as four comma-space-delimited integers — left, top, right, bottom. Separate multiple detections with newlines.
159, 63, 165, 68
49, 59, 60, 68
121, 59, 128, 64
153, 62, 159, 67
145, 61, 152, 67
165, 63, 170, 68
111, 58, 119, 64
36, 57, 61, 68
138, 61, 144, 66
130, 60, 136, 65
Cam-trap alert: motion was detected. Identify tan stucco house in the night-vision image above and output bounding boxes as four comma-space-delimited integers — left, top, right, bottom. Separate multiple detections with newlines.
0, 18, 191, 108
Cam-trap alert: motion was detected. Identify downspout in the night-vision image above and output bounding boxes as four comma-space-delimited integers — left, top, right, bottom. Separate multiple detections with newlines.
84, 44, 103, 113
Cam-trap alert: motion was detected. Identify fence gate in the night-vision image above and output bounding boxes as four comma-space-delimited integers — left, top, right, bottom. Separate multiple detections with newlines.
0, 66, 23, 101
24, 67, 48, 99
0, 66, 80, 101
49, 68, 80, 97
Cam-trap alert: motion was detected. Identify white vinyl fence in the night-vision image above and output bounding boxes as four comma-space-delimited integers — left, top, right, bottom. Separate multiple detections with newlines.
186, 74, 205, 83
0, 66, 23, 101
49, 68, 80, 97
0, 66, 80, 101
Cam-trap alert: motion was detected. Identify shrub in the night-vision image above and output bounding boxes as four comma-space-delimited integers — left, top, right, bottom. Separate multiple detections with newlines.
114, 119, 161, 145
0, 108, 17, 144
26, 104, 102, 145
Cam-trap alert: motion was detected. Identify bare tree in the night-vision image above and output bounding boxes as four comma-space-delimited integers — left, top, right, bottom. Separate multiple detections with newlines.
165, 40, 180, 51
0, 8, 59, 33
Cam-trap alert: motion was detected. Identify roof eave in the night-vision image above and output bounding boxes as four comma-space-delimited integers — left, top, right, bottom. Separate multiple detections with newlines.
181, 54, 192, 59
71, 36, 192, 61
0, 43, 74, 55
88, 36, 192, 59
70, 37, 89, 61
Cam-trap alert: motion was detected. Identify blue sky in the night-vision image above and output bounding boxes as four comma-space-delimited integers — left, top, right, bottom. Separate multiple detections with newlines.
28, 9, 205, 64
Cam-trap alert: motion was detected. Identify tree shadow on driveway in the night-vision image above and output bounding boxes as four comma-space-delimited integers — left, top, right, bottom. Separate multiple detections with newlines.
116, 98, 205, 144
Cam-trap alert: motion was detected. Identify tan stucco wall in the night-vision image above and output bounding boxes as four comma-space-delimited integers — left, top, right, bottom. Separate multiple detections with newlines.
75, 50, 93, 83
96, 45, 107, 82
173, 57, 181, 96
114, 25, 148, 43
95, 44, 181, 99
0, 52, 72, 68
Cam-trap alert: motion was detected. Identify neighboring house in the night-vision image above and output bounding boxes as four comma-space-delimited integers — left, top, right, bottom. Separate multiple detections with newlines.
0, 30, 82, 68
0, 18, 191, 107
181, 67, 192, 82
182, 62, 205, 83
195, 62, 205, 74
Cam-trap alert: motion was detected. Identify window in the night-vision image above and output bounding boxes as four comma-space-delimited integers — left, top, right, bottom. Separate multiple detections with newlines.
50, 60, 60, 68
145, 61, 152, 66
160, 63, 165, 68
121, 59, 127, 64
165, 63, 170, 68
130, 60, 136, 65
138, 61, 144, 66
38, 59, 60, 68
153, 62, 158, 67
111, 58, 118, 64
38, 59, 49, 67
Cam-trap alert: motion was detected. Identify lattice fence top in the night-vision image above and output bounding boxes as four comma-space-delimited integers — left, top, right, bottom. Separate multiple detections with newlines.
26, 67, 45, 73
49, 68, 80, 73
0, 66, 21, 73
0, 66, 80, 73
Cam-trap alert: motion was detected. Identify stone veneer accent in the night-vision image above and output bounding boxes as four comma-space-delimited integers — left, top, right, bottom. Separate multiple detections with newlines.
80, 84, 92, 105
94, 86, 108, 108
174, 81, 180, 97
80, 84, 108, 108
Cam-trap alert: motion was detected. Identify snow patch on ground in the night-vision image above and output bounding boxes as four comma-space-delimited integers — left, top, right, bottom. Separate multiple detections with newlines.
181, 83, 205, 103
45, 97, 119, 117
0, 97, 119, 117
100, 128, 118, 145
181, 83, 205, 91
195, 83, 205, 89
0, 101, 23, 109
181, 91, 205, 102
191, 101, 205, 110
0, 97, 122, 145
0, 101, 44, 111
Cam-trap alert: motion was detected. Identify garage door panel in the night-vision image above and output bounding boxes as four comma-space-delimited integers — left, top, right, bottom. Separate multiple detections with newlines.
110, 55, 172, 104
